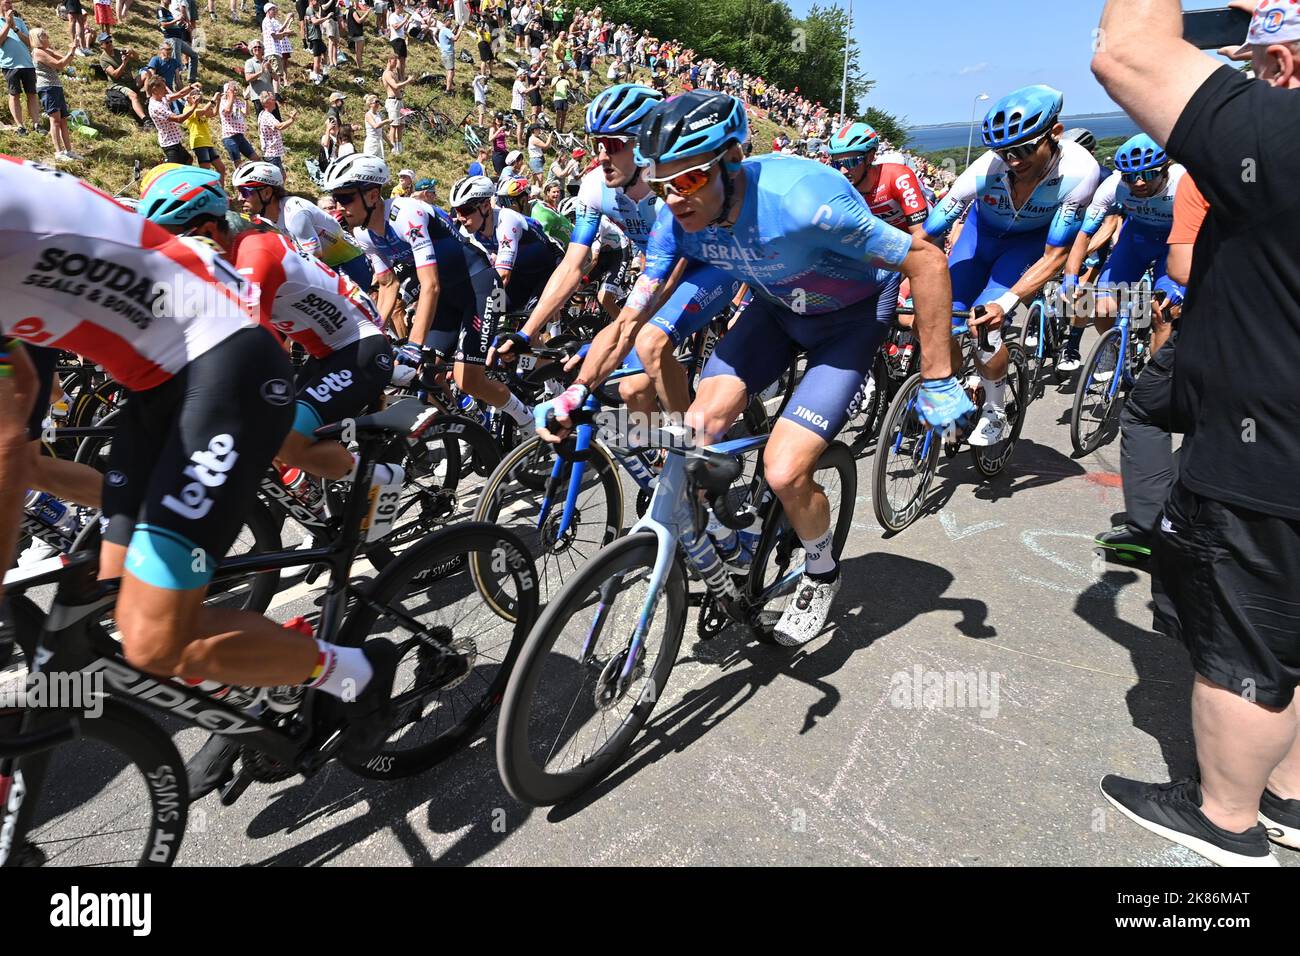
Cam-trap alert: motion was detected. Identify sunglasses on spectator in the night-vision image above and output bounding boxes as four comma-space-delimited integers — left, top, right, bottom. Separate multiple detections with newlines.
645, 154, 723, 199
993, 132, 1051, 163
594, 135, 632, 156
1121, 166, 1167, 185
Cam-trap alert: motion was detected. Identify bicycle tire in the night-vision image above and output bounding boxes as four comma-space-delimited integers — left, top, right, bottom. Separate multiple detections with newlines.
0, 698, 189, 867
1070, 326, 1125, 456
871, 372, 939, 534
1021, 301, 1048, 404
748, 442, 857, 642
496, 532, 686, 806
473, 434, 624, 613
340, 523, 539, 779
971, 342, 1030, 479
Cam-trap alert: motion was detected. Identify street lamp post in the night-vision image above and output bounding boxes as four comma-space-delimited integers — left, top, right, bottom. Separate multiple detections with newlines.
965, 92, 990, 169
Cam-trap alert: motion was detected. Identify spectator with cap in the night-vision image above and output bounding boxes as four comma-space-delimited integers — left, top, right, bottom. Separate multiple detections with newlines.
525, 122, 550, 182
1, 0, 38, 136
262, 2, 295, 87
433, 14, 460, 93
98, 31, 149, 126
391, 165, 415, 195
1093, 0, 1300, 867
257, 87, 296, 170
219, 79, 258, 164
325, 87, 345, 122
243, 36, 276, 109
411, 175, 436, 204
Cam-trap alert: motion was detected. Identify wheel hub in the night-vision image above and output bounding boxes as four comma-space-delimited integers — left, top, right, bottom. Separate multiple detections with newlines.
540, 509, 580, 554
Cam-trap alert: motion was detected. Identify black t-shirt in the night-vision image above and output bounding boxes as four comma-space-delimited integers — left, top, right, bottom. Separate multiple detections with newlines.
1166, 65, 1300, 519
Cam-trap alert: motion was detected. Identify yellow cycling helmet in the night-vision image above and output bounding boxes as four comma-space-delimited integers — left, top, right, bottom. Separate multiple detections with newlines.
140, 162, 184, 198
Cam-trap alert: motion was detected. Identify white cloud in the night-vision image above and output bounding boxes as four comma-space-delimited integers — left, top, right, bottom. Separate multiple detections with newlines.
959, 63, 989, 76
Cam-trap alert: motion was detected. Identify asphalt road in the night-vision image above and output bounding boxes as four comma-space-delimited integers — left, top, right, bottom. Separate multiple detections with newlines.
7, 360, 1292, 868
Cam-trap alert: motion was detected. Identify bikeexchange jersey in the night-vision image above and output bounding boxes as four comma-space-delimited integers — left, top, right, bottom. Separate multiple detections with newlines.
641, 154, 912, 314
0, 156, 252, 392
1080, 164, 1186, 239
924, 139, 1102, 247
863, 162, 929, 230
234, 230, 383, 358
276, 195, 367, 270
571, 166, 663, 251
350, 196, 495, 289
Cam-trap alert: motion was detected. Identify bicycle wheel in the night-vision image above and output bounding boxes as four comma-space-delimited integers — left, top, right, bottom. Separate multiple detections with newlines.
474, 435, 624, 611
871, 372, 939, 534
748, 442, 857, 642
340, 523, 539, 779
1071, 326, 1124, 455
363, 430, 462, 568
972, 343, 1029, 479
496, 532, 686, 806
1021, 301, 1047, 404
0, 698, 189, 867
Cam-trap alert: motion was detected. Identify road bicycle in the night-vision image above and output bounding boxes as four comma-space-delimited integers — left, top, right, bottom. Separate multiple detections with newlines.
1069, 277, 1156, 456
495, 419, 855, 806
871, 309, 1029, 534
1015, 286, 1073, 404
0, 398, 539, 866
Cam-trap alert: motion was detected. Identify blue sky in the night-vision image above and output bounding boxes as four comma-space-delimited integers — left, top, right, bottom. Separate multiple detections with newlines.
784, 0, 1229, 125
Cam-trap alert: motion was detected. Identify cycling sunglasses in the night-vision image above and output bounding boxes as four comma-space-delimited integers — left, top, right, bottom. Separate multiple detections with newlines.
831, 154, 870, 173
1121, 165, 1167, 185
595, 135, 633, 156
237, 184, 272, 198
331, 189, 360, 206
453, 201, 487, 218
645, 154, 723, 199
993, 132, 1051, 163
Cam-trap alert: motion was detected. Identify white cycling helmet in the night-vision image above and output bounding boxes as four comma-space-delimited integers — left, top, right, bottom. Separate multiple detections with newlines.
558, 196, 580, 219
231, 161, 285, 190
321, 153, 390, 192
449, 174, 496, 208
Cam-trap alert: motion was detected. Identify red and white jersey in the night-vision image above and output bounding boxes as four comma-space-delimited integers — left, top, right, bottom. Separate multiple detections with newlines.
0, 156, 253, 392
234, 230, 383, 359
862, 162, 929, 230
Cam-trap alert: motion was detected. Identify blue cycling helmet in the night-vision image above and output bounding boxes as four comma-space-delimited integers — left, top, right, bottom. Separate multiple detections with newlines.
140, 165, 229, 227
586, 83, 663, 136
828, 121, 878, 157
981, 85, 1064, 148
634, 90, 749, 166
1113, 133, 1168, 173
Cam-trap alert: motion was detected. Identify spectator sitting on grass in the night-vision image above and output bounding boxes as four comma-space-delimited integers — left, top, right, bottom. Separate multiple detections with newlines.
97, 32, 149, 125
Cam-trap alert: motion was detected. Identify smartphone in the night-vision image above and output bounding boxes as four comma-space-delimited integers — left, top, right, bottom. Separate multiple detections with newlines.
1182, 7, 1252, 50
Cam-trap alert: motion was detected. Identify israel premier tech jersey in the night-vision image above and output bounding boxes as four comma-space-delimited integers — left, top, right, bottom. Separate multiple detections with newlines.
1080, 165, 1185, 239
924, 139, 1103, 248
571, 166, 663, 251
640, 154, 913, 314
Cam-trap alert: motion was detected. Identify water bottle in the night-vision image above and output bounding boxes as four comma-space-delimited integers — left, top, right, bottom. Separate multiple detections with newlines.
25, 491, 78, 538
706, 508, 750, 571
899, 340, 916, 376
457, 393, 487, 426
280, 466, 325, 514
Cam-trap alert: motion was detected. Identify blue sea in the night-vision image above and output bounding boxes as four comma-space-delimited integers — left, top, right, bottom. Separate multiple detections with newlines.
906, 113, 1142, 152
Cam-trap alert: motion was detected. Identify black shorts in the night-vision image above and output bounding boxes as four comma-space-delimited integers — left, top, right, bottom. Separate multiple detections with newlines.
4, 67, 36, 96
295, 0, 308, 18
478, 41, 493, 61
66, 0, 86, 14
347, 19, 364, 39
389, 37, 407, 58
162, 143, 193, 164
102, 327, 294, 590
292, 334, 392, 435
1152, 480, 1300, 707
25, 345, 60, 442
589, 243, 632, 296
527, 89, 541, 107
309, 37, 327, 56
425, 268, 502, 367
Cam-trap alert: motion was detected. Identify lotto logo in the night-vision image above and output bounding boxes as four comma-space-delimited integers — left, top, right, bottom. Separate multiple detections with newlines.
161, 434, 240, 520
306, 369, 354, 404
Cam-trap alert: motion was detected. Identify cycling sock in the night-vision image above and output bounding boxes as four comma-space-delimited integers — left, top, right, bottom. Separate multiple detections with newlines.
1066, 325, 1085, 351
979, 375, 1006, 410
306, 641, 374, 697
501, 391, 533, 427
807, 565, 840, 585
801, 528, 836, 576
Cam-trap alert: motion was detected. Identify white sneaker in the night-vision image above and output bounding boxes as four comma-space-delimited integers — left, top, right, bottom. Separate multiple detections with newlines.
18, 537, 59, 567
1023, 331, 1038, 349
53, 151, 71, 163
967, 406, 1008, 447
1057, 348, 1082, 373
772, 572, 840, 647
64, 151, 85, 162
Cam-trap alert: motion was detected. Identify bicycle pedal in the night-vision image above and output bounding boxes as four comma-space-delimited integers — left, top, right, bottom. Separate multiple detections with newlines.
218, 767, 253, 806
303, 562, 329, 585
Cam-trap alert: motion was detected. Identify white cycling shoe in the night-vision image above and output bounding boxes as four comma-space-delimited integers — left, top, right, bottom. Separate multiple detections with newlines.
967, 406, 1009, 447
773, 572, 840, 647
1057, 348, 1083, 373
18, 537, 59, 567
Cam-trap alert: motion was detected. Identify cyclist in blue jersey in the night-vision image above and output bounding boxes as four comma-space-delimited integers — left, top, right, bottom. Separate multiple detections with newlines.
448, 173, 563, 313
323, 154, 536, 430
493, 83, 741, 421
1062, 133, 1185, 370
924, 85, 1103, 445
535, 91, 975, 646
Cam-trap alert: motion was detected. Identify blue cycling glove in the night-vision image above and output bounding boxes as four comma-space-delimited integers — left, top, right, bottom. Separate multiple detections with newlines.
1060, 274, 1079, 297
918, 377, 977, 432
395, 342, 423, 368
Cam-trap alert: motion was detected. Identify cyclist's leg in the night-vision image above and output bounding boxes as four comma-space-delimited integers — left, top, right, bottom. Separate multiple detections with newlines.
22, 346, 104, 509
280, 334, 394, 479
628, 264, 738, 417
103, 328, 318, 686
1092, 227, 1157, 338
454, 272, 534, 426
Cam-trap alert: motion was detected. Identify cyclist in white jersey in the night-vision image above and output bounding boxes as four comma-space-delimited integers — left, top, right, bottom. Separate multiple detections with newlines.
923, 85, 1102, 445
323, 153, 537, 430
0, 158, 398, 761
1062, 133, 1185, 365
231, 161, 375, 293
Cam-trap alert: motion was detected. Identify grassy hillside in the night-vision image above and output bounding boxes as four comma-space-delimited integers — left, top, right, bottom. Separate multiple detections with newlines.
1, 2, 794, 198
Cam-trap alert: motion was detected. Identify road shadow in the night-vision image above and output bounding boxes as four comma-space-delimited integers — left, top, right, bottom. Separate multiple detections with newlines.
1075, 569, 1196, 778
973, 438, 1089, 501
545, 550, 993, 822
